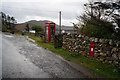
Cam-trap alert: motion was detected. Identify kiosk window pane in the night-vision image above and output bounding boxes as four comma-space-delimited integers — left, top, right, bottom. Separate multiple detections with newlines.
50, 24, 54, 26
51, 27, 54, 41
46, 27, 48, 41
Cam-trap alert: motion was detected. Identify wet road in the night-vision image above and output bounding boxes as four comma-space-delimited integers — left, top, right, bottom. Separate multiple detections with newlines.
2, 33, 86, 78
2, 33, 51, 78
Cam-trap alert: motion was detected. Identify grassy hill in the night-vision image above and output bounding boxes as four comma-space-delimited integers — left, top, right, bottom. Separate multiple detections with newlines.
15, 20, 59, 31
15, 20, 74, 32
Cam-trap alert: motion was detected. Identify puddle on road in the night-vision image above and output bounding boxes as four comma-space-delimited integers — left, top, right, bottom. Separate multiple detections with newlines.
4, 35, 14, 38
26, 36, 35, 43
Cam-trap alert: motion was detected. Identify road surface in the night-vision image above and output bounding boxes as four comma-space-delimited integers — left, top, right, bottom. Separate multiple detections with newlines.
2, 33, 86, 78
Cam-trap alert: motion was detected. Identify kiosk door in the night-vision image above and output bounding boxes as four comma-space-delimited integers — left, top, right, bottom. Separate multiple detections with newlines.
46, 26, 49, 42
50, 27, 54, 42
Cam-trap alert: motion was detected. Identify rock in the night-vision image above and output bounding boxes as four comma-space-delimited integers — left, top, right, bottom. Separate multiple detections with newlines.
111, 48, 117, 53
112, 54, 118, 60
95, 38, 98, 42
109, 40, 112, 45
67, 33, 70, 35
113, 60, 118, 65
106, 51, 110, 54
108, 61, 112, 64
116, 41, 120, 47
78, 34, 82, 38
82, 35, 84, 38
89, 37, 93, 42
99, 39, 103, 43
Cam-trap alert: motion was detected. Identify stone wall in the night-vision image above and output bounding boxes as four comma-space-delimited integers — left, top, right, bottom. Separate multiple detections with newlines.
62, 33, 120, 68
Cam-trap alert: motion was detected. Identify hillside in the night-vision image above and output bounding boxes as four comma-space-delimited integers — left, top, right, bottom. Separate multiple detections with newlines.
15, 20, 73, 31
15, 20, 57, 31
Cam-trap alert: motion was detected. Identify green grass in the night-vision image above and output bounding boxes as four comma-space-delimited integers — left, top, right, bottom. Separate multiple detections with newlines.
28, 35, 120, 78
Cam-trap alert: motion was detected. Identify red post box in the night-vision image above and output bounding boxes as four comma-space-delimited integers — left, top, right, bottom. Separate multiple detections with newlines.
89, 43, 95, 57
45, 22, 56, 43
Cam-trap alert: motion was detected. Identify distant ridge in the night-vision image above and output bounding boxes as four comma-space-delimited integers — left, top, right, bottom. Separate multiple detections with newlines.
15, 20, 73, 31
15, 20, 56, 31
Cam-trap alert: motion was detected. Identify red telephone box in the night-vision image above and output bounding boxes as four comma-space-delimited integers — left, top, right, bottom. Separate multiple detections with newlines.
45, 22, 56, 43
89, 43, 95, 57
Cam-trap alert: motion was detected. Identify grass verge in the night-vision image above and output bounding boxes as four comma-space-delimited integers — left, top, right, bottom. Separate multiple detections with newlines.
28, 35, 120, 78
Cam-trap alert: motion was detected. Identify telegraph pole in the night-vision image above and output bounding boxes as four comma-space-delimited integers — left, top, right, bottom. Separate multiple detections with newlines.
59, 11, 61, 34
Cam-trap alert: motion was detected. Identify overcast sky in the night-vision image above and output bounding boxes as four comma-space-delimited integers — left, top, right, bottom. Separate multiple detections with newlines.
1, 0, 89, 26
